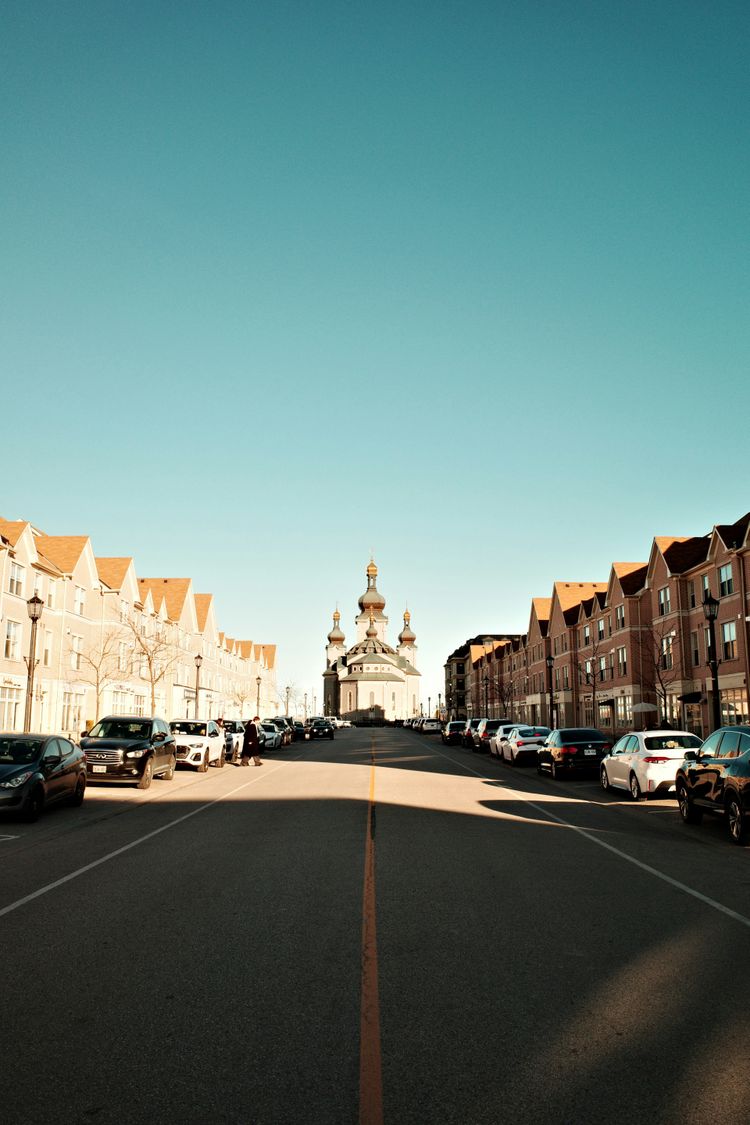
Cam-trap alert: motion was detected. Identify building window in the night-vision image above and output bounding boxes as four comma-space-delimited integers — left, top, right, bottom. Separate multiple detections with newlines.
722, 621, 737, 660
43, 630, 53, 668
688, 580, 696, 609
4, 620, 21, 661
112, 690, 129, 715
563, 666, 569, 689
8, 562, 24, 597
62, 692, 82, 733
658, 587, 671, 616
554, 669, 560, 690
702, 574, 710, 597
617, 647, 627, 677
720, 687, 748, 726
615, 605, 625, 630
691, 631, 700, 668
615, 695, 633, 726
597, 620, 605, 642
599, 656, 607, 681
46, 581, 56, 610
718, 564, 734, 598
134, 695, 146, 717
74, 586, 86, 616
71, 635, 83, 671
118, 641, 130, 673
661, 636, 673, 671
0, 686, 22, 731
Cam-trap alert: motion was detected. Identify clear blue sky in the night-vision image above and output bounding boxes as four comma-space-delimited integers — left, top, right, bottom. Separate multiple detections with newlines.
2, 1, 748, 707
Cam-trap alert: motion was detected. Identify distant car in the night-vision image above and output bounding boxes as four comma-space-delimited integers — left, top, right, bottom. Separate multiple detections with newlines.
265, 718, 292, 746
222, 720, 245, 763
326, 716, 343, 729
305, 718, 334, 740
536, 728, 611, 779
260, 721, 283, 750
601, 730, 702, 800
82, 716, 176, 788
0, 733, 86, 821
676, 725, 750, 844
441, 721, 465, 745
421, 718, 441, 733
169, 719, 225, 771
490, 722, 519, 758
502, 726, 551, 765
461, 719, 482, 748
291, 721, 306, 741
472, 718, 504, 752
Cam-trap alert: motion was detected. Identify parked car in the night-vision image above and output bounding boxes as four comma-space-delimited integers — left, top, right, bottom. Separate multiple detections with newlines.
536, 728, 611, 779
461, 718, 482, 748
169, 719, 225, 771
441, 720, 465, 745
421, 718, 441, 733
266, 718, 292, 746
490, 722, 519, 758
676, 725, 750, 844
260, 721, 283, 749
304, 718, 334, 740
0, 733, 86, 821
601, 729, 703, 800
222, 720, 245, 763
291, 721, 306, 741
502, 726, 551, 765
82, 716, 176, 788
472, 718, 505, 752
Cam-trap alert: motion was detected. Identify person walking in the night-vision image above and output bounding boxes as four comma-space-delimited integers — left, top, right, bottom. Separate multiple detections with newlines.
241, 716, 263, 766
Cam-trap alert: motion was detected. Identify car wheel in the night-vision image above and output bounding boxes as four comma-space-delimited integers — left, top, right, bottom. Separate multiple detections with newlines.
137, 758, 154, 790
70, 774, 86, 806
198, 752, 209, 773
677, 781, 701, 824
629, 773, 643, 801
536, 759, 544, 775
162, 755, 176, 781
726, 794, 749, 845
22, 786, 44, 822
510, 749, 516, 766
600, 765, 610, 792
551, 760, 562, 781
216, 749, 225, 768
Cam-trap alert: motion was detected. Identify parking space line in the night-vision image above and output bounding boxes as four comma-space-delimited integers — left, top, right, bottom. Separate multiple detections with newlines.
0, 764, 286, 921
429, 744, 750, 931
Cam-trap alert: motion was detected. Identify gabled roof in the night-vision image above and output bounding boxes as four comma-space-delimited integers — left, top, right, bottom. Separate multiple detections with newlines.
648, 536, 710, 580
96, 557, 133, 591
550, 582, 608, 628
611, 562, 648, 597
34, 535, 89, 574
194, 594, 213, 633
262, 644, 276, 670
0, 519, 30, 547
237, 640, 254, 661
713, 512, 750, 552
138, 578, 192, 623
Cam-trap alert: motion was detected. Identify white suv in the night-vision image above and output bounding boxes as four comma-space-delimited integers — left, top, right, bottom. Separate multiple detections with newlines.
169, 720, 226, 772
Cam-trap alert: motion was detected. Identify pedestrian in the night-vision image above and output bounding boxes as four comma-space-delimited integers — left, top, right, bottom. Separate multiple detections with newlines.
241, 716, 263, 766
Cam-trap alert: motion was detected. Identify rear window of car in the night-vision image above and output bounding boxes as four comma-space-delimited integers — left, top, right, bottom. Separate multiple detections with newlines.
644, 735, 702, 751
485, 720, 501, 732
448, 722, 464, 730
516, 727, 550, 737
559, 729, 604, 742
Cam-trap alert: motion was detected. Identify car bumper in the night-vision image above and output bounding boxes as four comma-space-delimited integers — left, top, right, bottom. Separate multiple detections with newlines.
175, 748, 208, 767
86, 762, 147, 781
0, 785, 30, 809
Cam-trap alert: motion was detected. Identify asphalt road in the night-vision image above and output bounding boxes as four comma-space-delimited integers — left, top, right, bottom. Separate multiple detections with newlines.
3, 727, 750, 1125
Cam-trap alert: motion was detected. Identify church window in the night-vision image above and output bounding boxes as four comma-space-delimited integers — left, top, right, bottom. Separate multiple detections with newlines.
369, 692, 374, 708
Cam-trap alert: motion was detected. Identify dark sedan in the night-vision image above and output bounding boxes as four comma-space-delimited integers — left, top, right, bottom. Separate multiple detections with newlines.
441, 721, 465, 745
305, 719, 334, 740
676, 724, 750, 845
536, 728, 611, 779
0, 733, 86, 821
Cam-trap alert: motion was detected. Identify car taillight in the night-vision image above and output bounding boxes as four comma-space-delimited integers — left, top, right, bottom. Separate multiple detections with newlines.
560, 746, 578, 754
481, 731, 490, 739
643, 755, 668, 763
602, 744, 611, 752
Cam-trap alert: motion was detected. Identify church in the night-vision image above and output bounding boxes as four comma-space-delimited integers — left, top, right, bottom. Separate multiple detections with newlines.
323, 559, 421, 723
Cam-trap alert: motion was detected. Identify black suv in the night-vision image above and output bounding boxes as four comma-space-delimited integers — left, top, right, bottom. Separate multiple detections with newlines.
81, 716, 176, 789
676, 724, 750, 845
536, 728, 611, 779
305, 718, 334, 741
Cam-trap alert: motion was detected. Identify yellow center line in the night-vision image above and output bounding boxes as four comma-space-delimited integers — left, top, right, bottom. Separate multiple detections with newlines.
359, 732, 383, 1125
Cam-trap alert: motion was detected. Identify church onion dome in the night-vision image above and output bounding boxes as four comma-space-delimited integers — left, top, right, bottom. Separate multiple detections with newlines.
366, 613, 378, 639
398, 609, 416, 645
358, 557, 386, 613
327, 609, 345, 645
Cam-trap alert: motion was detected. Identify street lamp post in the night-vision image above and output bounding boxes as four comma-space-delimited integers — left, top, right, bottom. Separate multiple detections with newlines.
483, 674, 489, 718
703, 591, 722, 732
256, 675, 262, 716
428, 695, 431, 717
24, 595, 44, 733
438, 692, 442, 719
193, 654, 203, 719
304, 692, 308, 721
285, 684, 291, 716
546, 655, 554, 729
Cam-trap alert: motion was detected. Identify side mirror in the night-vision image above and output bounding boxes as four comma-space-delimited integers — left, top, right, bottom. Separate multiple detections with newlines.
153, 731, 166, 742
80, 730, 89, 739
683, 749, 698, 762
44, 753, 62, 769
209, 730, 219, 737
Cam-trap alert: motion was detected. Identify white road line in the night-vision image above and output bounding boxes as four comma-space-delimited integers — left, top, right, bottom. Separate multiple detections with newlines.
430, 745, 750, 931
0, 764, 286, 921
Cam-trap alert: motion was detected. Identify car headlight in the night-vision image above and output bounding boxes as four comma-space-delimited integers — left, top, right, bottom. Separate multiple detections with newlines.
189, 742, 204, 750
1, 771, 33, 789
125, 749, 147, 759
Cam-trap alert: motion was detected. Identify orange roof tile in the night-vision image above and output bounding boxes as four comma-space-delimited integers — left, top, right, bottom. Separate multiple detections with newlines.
138, 578, 192, 622
194, 594, 213, 632
34, 535, 89, 574
262, 644, 276, 669
96, 557, 133, 591
0, 519, 30, 547
554, 581, 607, 612
532, 597, 551, 621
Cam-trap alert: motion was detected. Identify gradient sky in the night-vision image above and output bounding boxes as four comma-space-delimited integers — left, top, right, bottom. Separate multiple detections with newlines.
2, 1, 748, 708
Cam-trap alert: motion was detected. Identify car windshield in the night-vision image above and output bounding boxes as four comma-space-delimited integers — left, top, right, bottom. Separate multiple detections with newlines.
89, 720, 151, 740
448, 722, 464, 731
644, 734, 702, 751
0, 737, 44, 763
261, 723, 277, 732
170, 721, 207, 736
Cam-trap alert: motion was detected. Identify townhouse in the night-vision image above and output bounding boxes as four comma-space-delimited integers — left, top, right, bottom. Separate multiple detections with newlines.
448, 510, 750, 739
0, 516, 277, 735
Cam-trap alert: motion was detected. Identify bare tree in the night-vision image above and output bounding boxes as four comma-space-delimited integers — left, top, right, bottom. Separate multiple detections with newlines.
632, 619, 682, 722
575, 633, 613, 723
122, 615, 181, 715
232, 683, 254, 719
72, 627, 129, 723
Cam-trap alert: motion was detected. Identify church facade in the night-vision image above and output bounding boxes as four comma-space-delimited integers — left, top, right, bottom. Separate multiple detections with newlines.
323, 560, 421, 723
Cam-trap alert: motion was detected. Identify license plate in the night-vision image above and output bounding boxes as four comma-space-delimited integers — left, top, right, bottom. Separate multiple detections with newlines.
584, 748, 597, 756
91, 765, 107, 773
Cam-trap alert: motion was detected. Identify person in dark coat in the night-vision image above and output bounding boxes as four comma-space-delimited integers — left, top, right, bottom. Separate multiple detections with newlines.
241, 716, 262, 766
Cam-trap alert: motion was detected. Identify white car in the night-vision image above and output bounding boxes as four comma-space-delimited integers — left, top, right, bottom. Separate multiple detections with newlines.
260, 721, 283, 749
491, 722, 519, 758
600, 729, 703, 800
421, 718, 441, 733
170, 720, 226, 771
502, 726, 551, 765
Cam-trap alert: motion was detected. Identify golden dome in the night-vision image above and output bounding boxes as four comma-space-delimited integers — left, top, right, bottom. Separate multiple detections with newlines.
366, 558, 378, 578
